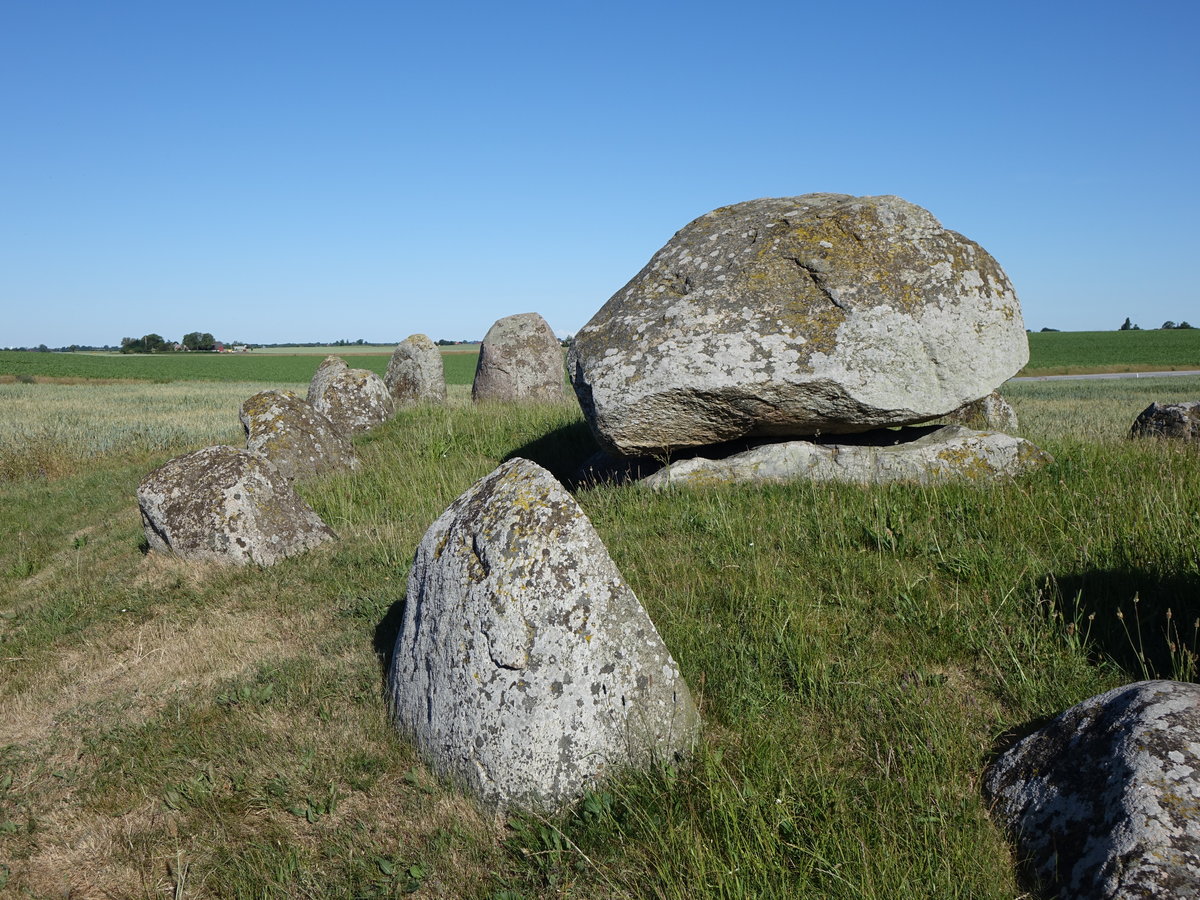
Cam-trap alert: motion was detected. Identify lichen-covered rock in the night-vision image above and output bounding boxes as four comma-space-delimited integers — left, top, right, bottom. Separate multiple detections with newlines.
641, 425, 1051, 489
385, 334, 447, 406
1131, 401, 1200, 440
569, 194, 1029, 456
307, 356, 395, 435
472, 313, 566, 402
944, 390, 1019, 431
984, 680, 1200, 899
239, 390, 358, 481
389, 458, 699, 811
138, 445, 336, 566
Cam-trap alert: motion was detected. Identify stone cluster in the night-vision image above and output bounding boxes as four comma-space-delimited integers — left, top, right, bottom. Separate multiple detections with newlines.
138, 354, 400, 566
568, 194, 1049, 485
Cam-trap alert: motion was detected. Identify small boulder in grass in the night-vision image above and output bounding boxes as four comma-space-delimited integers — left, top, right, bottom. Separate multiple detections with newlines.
138, 445, 336, 566
472, 313, 566, 402
307, 356, 395, 435
385, 334, 447, 406
389, 457, 700, 811
984, 680, 1200, 899
1131, 400, 1200, 441
239, 389, 358, 481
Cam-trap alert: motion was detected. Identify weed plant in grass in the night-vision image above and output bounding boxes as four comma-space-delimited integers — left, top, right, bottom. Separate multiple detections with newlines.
1, 380, 1199, 897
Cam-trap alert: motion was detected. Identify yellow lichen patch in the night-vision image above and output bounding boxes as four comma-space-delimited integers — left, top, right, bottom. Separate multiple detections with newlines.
935, 444, 999, 481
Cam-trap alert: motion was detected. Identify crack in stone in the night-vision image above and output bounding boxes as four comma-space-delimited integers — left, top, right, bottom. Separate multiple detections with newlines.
787, 257, 848, 311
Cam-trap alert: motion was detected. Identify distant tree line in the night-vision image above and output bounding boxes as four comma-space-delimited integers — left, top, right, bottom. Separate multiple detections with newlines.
119, 332, 227, 353
1119, 318, 1193, 331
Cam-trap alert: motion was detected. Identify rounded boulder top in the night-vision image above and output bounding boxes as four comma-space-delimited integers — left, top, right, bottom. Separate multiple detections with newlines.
385, 334, 447, 406
569, 194, 1029, 456
472, 312, 566, 402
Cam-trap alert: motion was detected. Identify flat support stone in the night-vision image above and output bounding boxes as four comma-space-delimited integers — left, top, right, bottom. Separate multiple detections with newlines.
640, 425, 1052, 488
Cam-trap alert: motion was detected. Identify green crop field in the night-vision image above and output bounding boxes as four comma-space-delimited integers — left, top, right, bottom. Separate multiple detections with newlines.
1023, 328, 1200, 375
2, 375, 1199, 897
5, 330, 1198, 386
0, 348, 482, 386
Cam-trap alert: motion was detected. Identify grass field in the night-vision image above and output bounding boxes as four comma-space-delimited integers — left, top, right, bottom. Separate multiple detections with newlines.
1022, 328, 1200, 375
2, 370, 1199, 897
4, 330, 1199, 384
0, 349, 481, 387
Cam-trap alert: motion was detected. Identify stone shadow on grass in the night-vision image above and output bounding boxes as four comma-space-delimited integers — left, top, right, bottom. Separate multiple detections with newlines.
1050, 568, 1200, 682
373, 593, 408, 689
502, 420, 613, 489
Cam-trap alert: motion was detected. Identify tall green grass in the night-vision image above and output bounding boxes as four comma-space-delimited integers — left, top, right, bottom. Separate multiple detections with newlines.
0, 378, 1198, 897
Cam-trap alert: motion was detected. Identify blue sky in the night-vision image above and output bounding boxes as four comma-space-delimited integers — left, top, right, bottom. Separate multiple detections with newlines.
2, 0, 1196, 347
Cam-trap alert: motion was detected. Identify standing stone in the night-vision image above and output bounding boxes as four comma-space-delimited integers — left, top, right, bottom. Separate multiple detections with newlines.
472, 313, 566, 402
239, 390, 358, 482
389, 458, 700, 811
138, 446, 336, 566
985, 680, 1200, 899
569, 194, 1029, 456
641, 424, 1051, 489
1131, 401, 1200, 440
307, 356, 395, 435
385, 334, 447, 406
943, 391, 1019, 431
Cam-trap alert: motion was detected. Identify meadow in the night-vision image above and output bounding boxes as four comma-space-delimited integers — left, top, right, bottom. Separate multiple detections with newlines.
0, 368, 1198, 897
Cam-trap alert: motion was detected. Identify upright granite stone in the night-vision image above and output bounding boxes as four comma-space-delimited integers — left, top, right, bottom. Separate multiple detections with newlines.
1131, 401, 1200, 441
985, 680, 1200, 899
472, 313, 566, 402
138, 445, 336, 566
569, 194, 1029, 456
240, 390, 358, 481
641, 425, 1051, 489
307, 356, 395, 435
944, 390, 1019, 431
389, 458, 700, 811
385, 334, 447, 406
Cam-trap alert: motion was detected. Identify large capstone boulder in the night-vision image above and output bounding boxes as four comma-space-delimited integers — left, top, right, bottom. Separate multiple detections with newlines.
385, 334, 447, 406
985, 680, 1200, 899
569, 194, 1029, 456
138, 445, 336, 566
307, 356, 395, 435
1131, 401, 1200, 440
240, 389, 358, 481
389, 457, 700, 811
641, 424, 1051, 489
943, 390, 1019, 432
472, 313, 566, 402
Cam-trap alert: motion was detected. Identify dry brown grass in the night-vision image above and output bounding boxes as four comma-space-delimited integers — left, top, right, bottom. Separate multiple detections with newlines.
1, 596, 327, 747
